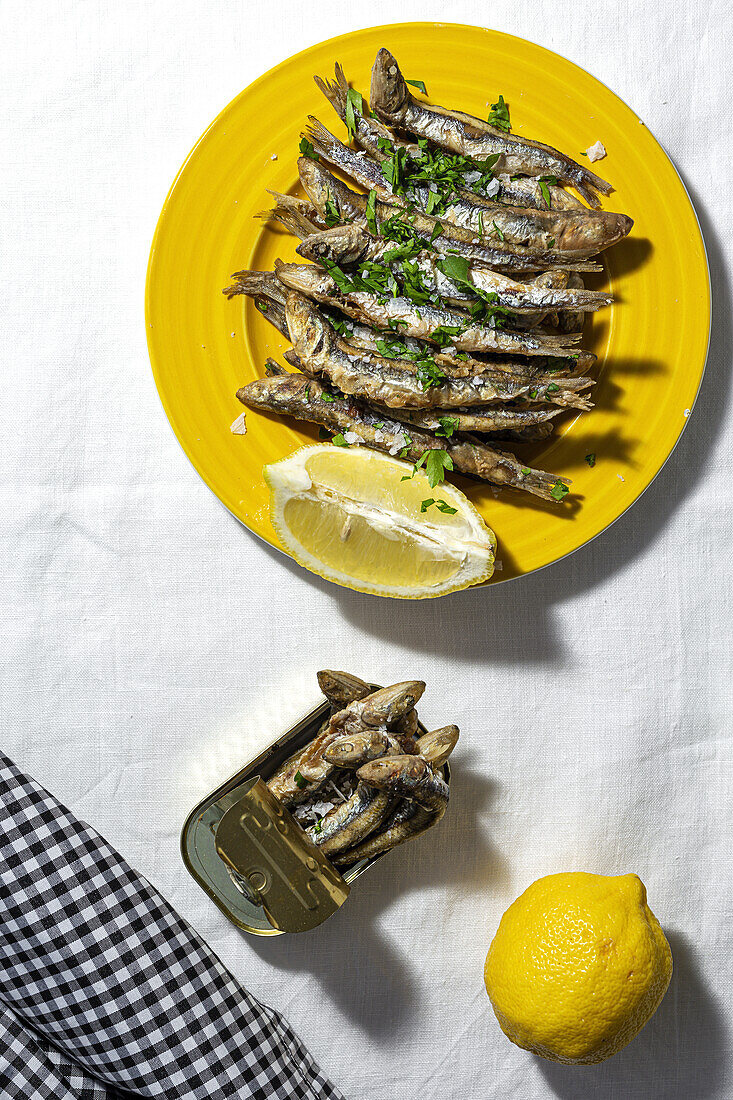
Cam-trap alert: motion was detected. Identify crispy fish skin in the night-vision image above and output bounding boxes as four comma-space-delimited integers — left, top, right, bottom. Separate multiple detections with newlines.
277, 259, 583, 359
236, 370, 570, 501
298, 158, 602, 274
315, 63, 584, 212
307, 782, 391, 856
285, 293, 592, 410
296, 224, 613, 315
357, 754, 449, 813
333, 806, 436, 865
374, 403, 566, 434
323, 729, 415, 768
304, 118, 631, 254
370, 48, 612, 207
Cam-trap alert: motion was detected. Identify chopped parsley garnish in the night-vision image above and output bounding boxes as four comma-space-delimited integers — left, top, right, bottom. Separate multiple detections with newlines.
345, 87, 364, 138
416, 359, 447, 390
477, 210, 484, 236
487, 94, 511, 132
365, 188, 379, 235
550, 480, 570, 501
331, 433, 349, 447
323, 192, 342, 227
294, 770, 307, 789
425, 448, 454, 487
546, 382, 560, 393
436, 256, 515, 329
255, 299, 268, 314
493, 220, 505, 241
429, 221, 443, 244
547, 237, 555, 249
539, 180, 552, 208
430, 323, 465, 347
299, 137, 318, 160
585, 452, 596, 467
421, 497, 458, 514
435, 415, 459, 438
320, 391, 335, 402
521, 466, 531, 476
313, 819, 323, 833
406, 78, 428, 95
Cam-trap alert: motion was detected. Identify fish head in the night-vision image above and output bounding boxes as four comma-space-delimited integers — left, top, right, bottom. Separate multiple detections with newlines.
357, 753, 428, 790
361, 680, 426, 725
317, 669, 371, 706
370, 48, 410, 122
285, 292, 332, 363
323, 731, 390, 768
297, 224, 371, 267
417, 725, 460, 767
298, 156, 340, 217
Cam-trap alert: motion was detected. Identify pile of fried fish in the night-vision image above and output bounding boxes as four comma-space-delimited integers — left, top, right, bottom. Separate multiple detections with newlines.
228, 48, 633, 502
268, 671, 456, 866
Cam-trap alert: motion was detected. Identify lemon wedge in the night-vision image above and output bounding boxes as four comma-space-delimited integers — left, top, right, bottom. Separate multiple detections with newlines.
263, 445, 496, 599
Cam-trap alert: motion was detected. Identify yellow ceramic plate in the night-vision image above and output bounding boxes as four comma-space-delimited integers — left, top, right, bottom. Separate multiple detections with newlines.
146, 23, 709, 585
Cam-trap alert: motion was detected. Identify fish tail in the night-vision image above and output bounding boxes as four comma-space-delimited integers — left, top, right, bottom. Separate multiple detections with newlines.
304, 116, 336, 157
313, 64, 349, 123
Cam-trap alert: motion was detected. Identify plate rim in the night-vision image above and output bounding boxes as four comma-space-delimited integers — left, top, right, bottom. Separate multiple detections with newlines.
145, 21, 711, 592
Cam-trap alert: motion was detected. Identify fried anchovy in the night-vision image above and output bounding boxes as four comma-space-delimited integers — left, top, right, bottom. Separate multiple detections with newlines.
323, 728, 415, 768
317, 668, 418, 743
307, 781, 391, 856
370, 48, 612, 207
333, 806, 436, 865
304, 117, 631, 254
372, 403, 566, 434
285, 293, 592, 409
297, 223, 613, 314
358, 753, 449, 813
236, 370, 570, 501
416, 725, 459, 767
298, 158, 602, 274
328, 680, 425, 736
315, 63, 584, 212
276, 259, 582, 358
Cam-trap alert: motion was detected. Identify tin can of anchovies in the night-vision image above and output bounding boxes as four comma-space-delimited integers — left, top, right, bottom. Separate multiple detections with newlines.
180, 692, 449, 936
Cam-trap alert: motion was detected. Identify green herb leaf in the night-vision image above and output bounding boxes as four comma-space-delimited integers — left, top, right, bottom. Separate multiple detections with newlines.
438, 254, 471, 285
424, 448, 453, 488
435, 415, 459, 439
585, 452, 596, 467
294, 770, 307, 789
550, 480, 570, 501
521, 466, 531, 476
365, 188, 379, 235
331, 433, 349, 447
435, 499, 458, 514
477, 210, 484, 237
320, 392, 335, 403
323, 192, 341, 227
255, 299, 268, 314
406, 78, 428, 95
420, 497, 435, 512
429, 221, 443, 244
299, 137, 319, 160
539, 180, 551, 208
547, 237, 555, 249
493, 220, 505, 241
345, 87, 364, 138
487, 94, 511, 132
546, 382, 560, 393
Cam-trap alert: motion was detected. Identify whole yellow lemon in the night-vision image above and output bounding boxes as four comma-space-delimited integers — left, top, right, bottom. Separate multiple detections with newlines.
484, 872, 672, 1064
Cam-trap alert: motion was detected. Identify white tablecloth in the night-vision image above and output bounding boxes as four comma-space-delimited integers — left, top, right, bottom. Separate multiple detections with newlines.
2, 2, 731, 1097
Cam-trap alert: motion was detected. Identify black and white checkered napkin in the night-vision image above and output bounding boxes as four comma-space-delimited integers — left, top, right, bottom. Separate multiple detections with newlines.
0, 754, 344, 1100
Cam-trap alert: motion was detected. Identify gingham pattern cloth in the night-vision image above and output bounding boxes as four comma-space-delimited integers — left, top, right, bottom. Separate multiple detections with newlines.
0, 754, 345, 1100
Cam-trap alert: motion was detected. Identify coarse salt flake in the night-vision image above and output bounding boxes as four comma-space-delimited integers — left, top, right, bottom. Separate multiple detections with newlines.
617, 473, 625, 482
270, 153, 278, 161
683, 408, 691, 418
230, 412, 247, 435
585, 140, 607, 163
343, 431, 365, 445
388, 432, 407, 455
485, 177, 501, 197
